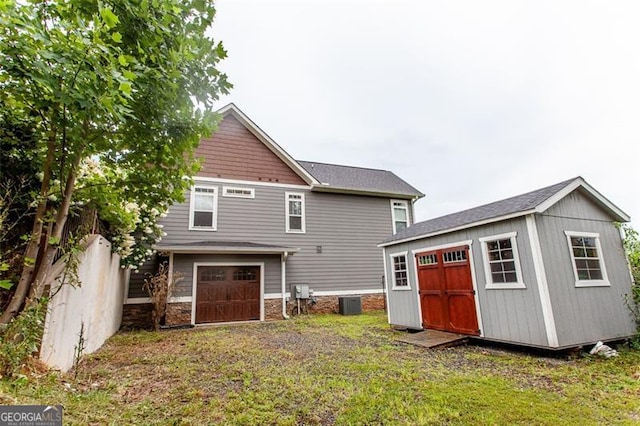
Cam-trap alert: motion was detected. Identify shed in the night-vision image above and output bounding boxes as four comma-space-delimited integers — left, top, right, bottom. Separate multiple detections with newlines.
379, 177, 636, 349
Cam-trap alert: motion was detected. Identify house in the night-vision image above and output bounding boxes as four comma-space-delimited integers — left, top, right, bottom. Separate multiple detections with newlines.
123, 103, 423, 327
379, 177, 636, 350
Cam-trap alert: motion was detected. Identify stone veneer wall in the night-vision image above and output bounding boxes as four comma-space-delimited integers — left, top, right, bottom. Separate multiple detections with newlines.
121, 294, 386, 328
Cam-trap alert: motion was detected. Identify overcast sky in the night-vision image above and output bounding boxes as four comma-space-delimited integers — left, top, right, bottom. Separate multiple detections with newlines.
210, 0, 640, 226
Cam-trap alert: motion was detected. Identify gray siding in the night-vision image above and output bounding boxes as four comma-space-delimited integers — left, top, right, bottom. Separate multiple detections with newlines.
126, 181, 406, 298
535, 191, 636, 346
172, 253, 282, 297
385, 218, 549, 347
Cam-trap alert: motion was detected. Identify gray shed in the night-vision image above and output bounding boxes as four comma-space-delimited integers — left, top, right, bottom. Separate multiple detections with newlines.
379, 177, 636, 349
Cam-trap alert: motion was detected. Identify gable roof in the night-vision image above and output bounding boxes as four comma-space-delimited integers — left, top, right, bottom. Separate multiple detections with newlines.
299, 161, 424, 199
379, 177, 630, 247
215, 103, 423, 199
217, 104, 319, 186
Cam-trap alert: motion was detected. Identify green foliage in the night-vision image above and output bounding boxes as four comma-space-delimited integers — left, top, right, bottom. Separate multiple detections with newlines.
2, 312, 640, 423
0, 0, 231, 309
0, 299, 47, 379
619, 224, 640, 342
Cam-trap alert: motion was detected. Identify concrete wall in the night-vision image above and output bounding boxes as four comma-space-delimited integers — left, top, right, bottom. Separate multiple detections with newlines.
40, 235, 126, 372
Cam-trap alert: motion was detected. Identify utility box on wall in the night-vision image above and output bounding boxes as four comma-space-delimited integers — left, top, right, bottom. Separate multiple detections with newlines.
338, 296, 362, 315
291, 284, 309, 299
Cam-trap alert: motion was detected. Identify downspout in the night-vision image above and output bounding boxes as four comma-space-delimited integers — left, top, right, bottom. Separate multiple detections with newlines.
281, 252, 289, 319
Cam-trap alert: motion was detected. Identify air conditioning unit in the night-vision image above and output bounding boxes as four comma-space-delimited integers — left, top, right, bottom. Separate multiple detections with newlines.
338, 296, 362, 315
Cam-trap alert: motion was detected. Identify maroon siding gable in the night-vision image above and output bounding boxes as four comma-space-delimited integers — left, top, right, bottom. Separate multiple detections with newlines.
195, 115, 307, 185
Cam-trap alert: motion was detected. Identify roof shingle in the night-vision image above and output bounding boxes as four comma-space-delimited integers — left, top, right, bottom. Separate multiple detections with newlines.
298, 161, 424, 198
381, 178, 579, 245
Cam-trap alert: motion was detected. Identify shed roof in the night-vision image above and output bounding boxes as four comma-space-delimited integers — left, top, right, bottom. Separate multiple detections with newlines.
299, 161, 424, 199
379, 177, 630, 247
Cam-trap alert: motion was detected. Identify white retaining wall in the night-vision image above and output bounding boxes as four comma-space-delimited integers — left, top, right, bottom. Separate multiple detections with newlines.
40, 235, 127, 372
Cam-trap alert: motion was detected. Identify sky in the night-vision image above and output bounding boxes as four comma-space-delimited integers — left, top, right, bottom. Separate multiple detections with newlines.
210, 0, 640, 226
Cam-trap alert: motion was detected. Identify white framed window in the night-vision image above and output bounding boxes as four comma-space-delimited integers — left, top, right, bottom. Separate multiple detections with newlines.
564, 231, 610, 287
222, 186, 255, 199
189, 185, 218, 231
285, 192, 305, 233
390, 252, 411, 290
391, 200, 409, 234
479, 232, 526, 289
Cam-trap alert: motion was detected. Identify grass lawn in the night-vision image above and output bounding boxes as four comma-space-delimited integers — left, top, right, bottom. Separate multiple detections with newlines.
1, 311, 639, 425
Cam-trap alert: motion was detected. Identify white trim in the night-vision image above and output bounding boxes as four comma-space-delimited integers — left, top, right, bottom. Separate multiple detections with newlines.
125, 296, 194, 304
479, 232, 527, 290
536, 177, 630, 221
281, 252, 289, 319
382, 247, 392, 325
194, 175, 312, 190
285, 192, 306, 233
378, 210, 538, 247
125, 297, 151, 304
409, 247, 423, 327
154, 245, 299, 254
389, 251, 411, 290
564, 230, 611, 287
526, 215, 559, 347
192, 262, 265, 324
189, 185, 218, 231
390, 199, 410, 234
216, 103, 320, 186
410, 240, 474, 256
264, 288, 385, 299
168, 252, 174, 294
222, 186, 255, 199
467, 243, 484, 337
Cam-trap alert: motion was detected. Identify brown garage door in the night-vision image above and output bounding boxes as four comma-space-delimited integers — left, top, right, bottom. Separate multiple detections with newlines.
195, 266, 260, 324
416, 246, 479, 335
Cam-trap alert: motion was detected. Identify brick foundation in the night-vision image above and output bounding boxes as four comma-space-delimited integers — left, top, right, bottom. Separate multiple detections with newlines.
121, 303, 154, 330
165, 302, 192, 326
265, 293, 386, 319
122, 294, 386, 328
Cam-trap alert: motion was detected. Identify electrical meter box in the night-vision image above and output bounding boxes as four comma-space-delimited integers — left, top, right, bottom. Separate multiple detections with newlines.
290, 284, 309, 299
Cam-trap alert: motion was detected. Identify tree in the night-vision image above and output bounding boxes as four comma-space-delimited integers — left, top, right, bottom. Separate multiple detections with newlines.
0, 0, 231, 324
620, 224, 640, 327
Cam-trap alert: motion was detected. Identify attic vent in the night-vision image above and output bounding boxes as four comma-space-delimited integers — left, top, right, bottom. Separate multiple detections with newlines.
222, 186, 255, 199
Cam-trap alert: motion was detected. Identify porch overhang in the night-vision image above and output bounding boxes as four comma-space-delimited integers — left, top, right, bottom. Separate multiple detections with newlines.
155, 241, 300, 255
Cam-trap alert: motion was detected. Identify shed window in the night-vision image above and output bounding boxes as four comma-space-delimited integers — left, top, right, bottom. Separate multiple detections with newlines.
480, 232, 526, 289
565, 231, 610, 287
190, 186, 218, 231
285, 192, 305, 233
391, 200, 409, 234
391, 253, 410, 290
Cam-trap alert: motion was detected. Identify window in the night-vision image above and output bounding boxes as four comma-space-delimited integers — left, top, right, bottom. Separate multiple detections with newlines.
189, 186, 218, 230
479, 232, 525, 289
443, 249, 467, 263
391, 200, 409, 234
390, 253, 410, 289
222, 186, 255, 199
285, 192, 305, 233
565, 231, 609, 287
417, 253, 438, 266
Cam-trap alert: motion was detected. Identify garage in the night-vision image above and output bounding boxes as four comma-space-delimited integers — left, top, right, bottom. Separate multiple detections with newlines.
195, 265, 260, 323
416, 245, 479, 335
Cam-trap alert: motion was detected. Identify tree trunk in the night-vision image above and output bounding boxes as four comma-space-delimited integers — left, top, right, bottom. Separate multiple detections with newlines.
0, 134, 56, 325
29, 153, 81, 300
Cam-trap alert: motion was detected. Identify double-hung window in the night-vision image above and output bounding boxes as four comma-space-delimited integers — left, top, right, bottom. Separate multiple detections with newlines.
479, 232, 525, 289
565, 231, 609, 287
285, 192, 305, 233
391, 200, 409, 234
390, 252, 410, 290
189, 185, 218, 230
